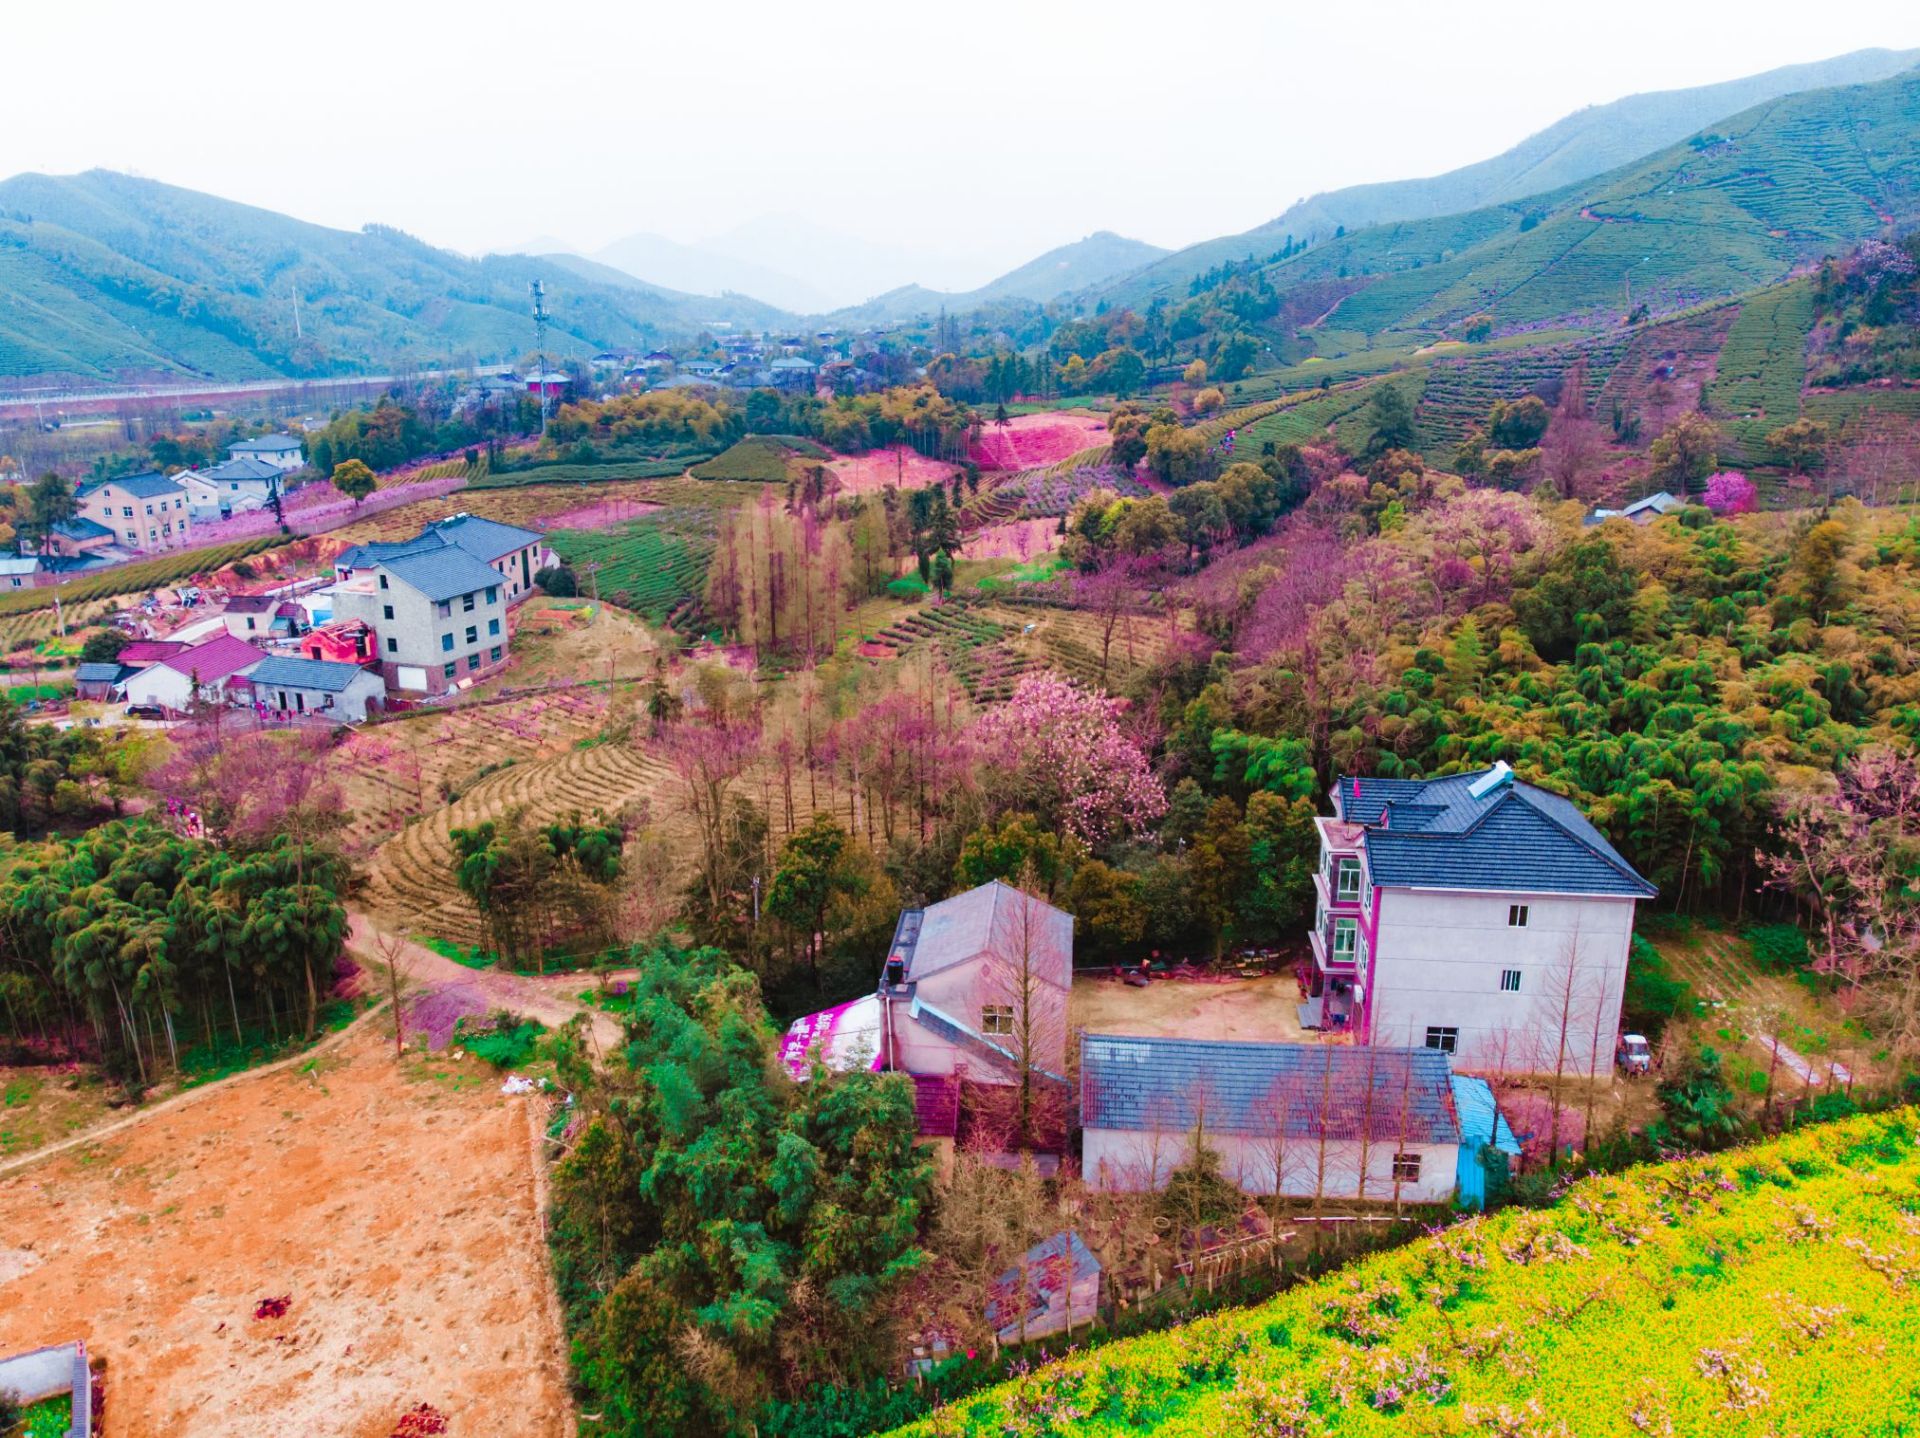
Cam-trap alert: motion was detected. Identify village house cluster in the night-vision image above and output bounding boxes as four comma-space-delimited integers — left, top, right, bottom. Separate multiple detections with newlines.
782, 764, 1651, 1233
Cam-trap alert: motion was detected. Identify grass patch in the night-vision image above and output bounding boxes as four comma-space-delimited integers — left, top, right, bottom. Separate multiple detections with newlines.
690, 434, 829, 483
175, 995, 362, 1088
421, 935, 497, 970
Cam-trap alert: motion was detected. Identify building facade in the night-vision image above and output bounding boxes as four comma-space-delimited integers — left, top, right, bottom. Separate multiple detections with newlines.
245, 655, 386, 722
225, 434, 306, 472
75, 472, 193, 554
330, 547, 510, 695
1308, 761, 1655, 1077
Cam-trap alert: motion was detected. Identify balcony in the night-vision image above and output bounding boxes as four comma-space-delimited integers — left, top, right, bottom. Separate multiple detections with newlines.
1308, 921, 1360, 973
1313, 870, 1365, 910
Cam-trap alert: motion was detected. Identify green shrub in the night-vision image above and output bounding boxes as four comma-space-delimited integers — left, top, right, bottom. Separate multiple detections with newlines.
886, 575, 930, 600
1623, 934, 1689, 1038
1746, 922, 1810, 972
455, 1013, 544, 1068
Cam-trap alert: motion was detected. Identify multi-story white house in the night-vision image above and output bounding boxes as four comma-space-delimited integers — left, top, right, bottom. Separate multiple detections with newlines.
1308, 761, 1655, 1077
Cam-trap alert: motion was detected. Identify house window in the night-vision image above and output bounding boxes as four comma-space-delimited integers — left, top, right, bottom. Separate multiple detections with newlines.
981, 1005, 1015, 1036
441, 633, 454, 652
378, 574, 388, 590
1500, 969, 1522, 992
383, 604, 394, 621
464, 625, 477, 645
488, 618, 500, 637
1508, 904, 1529, 928
144, 504, 154, 516
436, 600, 452, 618
485, 586, 497, 604
1331, 917, 1358, 961
442, 662, 457, 679
1336, 857, 1362, 901
462, 593, 476, 612
1391, 1153, 1422, 1183
490, 645, 502, 662
245, 617, 256, 631
466, 654, 481, 672
121, 506, 133, 518
1424, 1026, 1459, 1054
386, 638, 397, 654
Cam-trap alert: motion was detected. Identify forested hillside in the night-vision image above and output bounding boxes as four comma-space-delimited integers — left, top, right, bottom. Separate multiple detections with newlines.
0, 170, 786, 383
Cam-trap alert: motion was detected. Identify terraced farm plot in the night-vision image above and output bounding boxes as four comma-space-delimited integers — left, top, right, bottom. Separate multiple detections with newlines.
548, 507, 722, 628
963, 463, 1150, 528
363, 740, 688, 949
327, 686, 620, 853
869, 601, 1039, 704
1411, 334, 1633, 458
690, 434, 830, 483
977, 600, 1174, 690
1705, 280, 1816, 456
0, 536, 287, 625
1593, 303, 1743, 435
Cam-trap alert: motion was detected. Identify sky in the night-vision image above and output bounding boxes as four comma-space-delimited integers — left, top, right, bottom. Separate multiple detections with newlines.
9, 0, 1920, 299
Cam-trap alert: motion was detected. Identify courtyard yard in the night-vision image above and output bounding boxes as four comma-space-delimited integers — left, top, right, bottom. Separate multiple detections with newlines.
1070, 972, 1313, 1044
0, 1021, 571, 1438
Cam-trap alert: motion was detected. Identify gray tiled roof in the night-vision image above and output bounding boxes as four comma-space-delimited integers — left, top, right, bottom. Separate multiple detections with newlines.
79, 471, 183, 501
201, 457, 283, 483
248, 655, 373, 693
333, 534, 444, 570
75, 662, 135, 684
380, 547, 507, 603
1079, 1035, 1461, 1145
229, 434, 302, 454
52, 517, 114, 541
907, 880, 1073, 988
428, 514, 543, 563
1336, 768, 1655, 898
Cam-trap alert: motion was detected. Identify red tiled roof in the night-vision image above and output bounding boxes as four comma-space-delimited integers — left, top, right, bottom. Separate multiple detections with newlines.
160, 634, 268, 683
117, 640, 188, 665
913, 1075, 959, 1139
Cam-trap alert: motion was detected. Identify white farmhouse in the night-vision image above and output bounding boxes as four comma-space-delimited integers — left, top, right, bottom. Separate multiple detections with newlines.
225, 434, 306, 473
121, 634, 266, 714
1307, 761, 1656, 1077
1080, 1036, 1466, 1205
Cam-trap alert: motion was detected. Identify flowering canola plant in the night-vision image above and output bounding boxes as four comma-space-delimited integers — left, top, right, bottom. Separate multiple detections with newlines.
889, 1110, 1920, 1437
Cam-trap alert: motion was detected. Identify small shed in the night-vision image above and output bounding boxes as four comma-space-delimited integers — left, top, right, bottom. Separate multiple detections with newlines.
1449, 1074, 1522, 1211
247, 655, 385, 723
74, 661, 137, 701
987, 1231, 1101, 1344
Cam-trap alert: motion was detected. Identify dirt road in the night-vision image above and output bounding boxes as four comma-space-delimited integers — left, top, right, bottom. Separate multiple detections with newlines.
347, 912, 626, 1057
0, 1022, 574, 1437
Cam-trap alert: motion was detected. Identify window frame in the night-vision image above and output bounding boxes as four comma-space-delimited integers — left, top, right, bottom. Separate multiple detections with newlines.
980, 1004, 1015, 1037
1331, 916, 1358, 960
1508, 904, 1529, 928
1391, 1152, 1422, 1184
1500, 968, 1522, 992
1424, 1026, 1459, 1054
1335, 856, 1362, 901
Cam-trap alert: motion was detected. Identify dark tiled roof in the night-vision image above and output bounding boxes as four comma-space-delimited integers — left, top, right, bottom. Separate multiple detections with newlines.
428, 514, 543, 563
53, 517, 115, 541
75, 662, 135, 684
1080, 1036, 1461, 1146
225, 594, 278, 613
229, 434, 302, 453
1335, 767, 1655, 898
248, 655, 373, 693
118, 640, 187, 665
80, 471, 182, 501
380, 547, 506, 603
201, 457, 283, 483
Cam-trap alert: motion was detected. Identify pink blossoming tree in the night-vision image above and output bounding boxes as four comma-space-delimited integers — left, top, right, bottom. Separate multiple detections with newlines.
1702, 471, 1757, 515
973, 673, 1166, 846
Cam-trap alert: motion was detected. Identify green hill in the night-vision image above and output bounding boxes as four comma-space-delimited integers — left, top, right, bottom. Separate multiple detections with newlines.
1108, 47, 1920, 302
1161, 66, 1920, 351
828, 233, 1169, 325
0, 170, 790, 384
887, 1109, 1920, 1437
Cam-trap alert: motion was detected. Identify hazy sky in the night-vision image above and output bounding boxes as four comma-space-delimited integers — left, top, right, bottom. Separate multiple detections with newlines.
10, 0, 1920, 291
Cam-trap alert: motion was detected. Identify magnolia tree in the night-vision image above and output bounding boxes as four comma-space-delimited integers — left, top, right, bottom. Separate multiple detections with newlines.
973, 673, 1166, 846
1702, 470, 1757, 515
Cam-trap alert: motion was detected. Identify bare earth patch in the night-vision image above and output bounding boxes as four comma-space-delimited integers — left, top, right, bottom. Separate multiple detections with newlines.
531, 497, 664, 529
968, 411, 1109, 471
0, 1023, 570, 1438
1070, 972, 1313, 1044
826, 445, 959, 494
962, 518, 1059, 562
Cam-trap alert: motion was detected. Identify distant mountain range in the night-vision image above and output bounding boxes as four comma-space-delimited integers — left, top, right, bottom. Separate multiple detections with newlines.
1, 47, 1916, 386
1102, 46, 1920, 304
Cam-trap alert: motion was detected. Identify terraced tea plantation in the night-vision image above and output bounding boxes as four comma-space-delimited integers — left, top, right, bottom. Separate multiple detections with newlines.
1705, 280, 1817, 457
964, 464, 1151, 528
546, 492, 745, 629
889, 1109, 1920, 1437
870, 600, 1040, 703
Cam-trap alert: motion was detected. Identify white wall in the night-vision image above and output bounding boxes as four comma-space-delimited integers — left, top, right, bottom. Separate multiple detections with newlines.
122, 665, 193, 712
1369, 888, 1636, 1077
1083, 1128, 1458, 1205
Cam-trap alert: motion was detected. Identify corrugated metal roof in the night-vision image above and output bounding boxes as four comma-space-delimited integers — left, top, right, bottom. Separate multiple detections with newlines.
1080, 1035, 1461, 1146
1337, 768, 1655, 898
248, 655, 373, 693
380, 547, 506, 603
1449, 1074, 1521, 1156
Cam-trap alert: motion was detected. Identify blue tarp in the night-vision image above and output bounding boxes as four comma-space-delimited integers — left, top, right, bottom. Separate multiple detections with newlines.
1450, 1074, 1521, 1211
